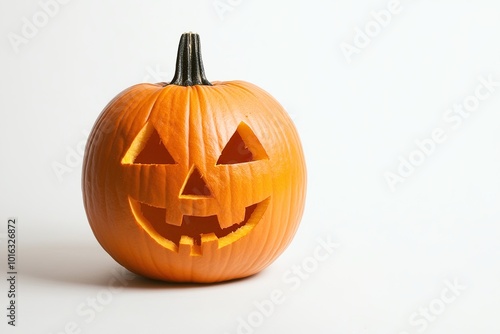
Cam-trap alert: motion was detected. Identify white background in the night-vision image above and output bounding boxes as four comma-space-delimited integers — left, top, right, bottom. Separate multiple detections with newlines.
1, 0, 500, 333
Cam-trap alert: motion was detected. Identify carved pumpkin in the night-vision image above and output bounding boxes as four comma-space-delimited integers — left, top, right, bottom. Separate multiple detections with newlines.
82, 33, 307, 283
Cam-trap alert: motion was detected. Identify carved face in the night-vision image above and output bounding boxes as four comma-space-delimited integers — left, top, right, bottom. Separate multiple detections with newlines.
122, 118, 272, 256
83, 82, 306, 282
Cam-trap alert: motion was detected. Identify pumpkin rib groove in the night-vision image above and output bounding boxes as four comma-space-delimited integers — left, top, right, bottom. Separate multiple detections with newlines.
233, 82, 301, 276
92, 86, 163, 266
83, 85, 145, 220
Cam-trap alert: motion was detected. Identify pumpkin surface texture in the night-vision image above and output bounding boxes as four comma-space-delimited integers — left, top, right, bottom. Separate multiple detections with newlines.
82, 33, 307, 283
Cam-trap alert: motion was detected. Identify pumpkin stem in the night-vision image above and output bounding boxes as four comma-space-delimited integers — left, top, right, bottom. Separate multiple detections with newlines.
169, 32, 212, 86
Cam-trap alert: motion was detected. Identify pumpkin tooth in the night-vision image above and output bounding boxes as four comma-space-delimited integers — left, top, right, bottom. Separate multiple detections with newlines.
217, 208, 245, 229
201, 233, 219, 252
165, 206, 183, 226
178, 236, 196, 256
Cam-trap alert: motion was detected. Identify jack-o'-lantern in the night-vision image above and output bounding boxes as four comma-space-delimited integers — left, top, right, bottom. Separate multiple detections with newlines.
82, 33, 307, 283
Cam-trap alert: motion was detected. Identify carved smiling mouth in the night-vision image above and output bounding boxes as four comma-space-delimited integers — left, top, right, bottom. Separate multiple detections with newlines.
129, 197, 270, 256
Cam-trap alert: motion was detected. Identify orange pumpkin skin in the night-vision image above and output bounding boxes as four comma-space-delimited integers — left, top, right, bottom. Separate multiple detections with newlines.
82, 34, 306, 283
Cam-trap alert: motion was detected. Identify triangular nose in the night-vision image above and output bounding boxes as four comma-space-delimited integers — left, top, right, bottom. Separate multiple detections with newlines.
180, 167, 212, 197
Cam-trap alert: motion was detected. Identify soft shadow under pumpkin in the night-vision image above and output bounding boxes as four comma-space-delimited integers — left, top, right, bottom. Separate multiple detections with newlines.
21, 242, 257, 288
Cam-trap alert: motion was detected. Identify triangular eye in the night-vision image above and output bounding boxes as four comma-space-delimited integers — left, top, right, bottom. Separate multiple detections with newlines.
122, 123, 176, 165
216, 122, 268, 165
